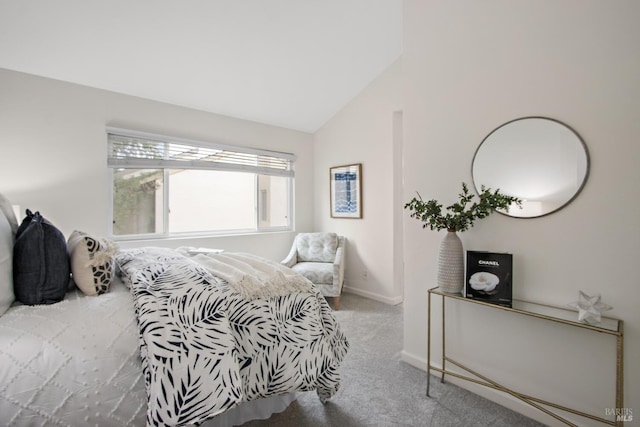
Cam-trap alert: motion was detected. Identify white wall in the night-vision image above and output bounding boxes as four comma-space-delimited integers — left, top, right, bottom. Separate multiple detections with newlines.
402, 1, 639, 426
0, 68, 314, 261
313, 58, 402, 305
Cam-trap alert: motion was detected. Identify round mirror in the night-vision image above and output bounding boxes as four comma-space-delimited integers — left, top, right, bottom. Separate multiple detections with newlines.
472, 117, 589, 218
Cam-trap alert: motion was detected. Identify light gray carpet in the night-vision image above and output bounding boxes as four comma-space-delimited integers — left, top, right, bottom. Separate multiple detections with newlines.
244, 292, 546, 427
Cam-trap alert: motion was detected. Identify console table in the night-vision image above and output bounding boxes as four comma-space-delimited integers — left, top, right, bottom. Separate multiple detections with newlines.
426, 287, 624, 427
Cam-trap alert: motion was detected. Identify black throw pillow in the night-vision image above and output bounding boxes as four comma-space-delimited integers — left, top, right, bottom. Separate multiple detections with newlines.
13, 210, 70, 305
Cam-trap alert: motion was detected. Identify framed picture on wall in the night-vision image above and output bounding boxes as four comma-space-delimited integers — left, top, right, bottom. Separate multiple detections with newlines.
330, 163, 362, 218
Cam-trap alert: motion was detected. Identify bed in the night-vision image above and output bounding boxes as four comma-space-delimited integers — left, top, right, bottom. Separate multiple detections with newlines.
0, 195, 349, 426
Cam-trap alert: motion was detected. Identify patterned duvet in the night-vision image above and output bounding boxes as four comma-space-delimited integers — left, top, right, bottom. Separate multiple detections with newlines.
116, 247, 349, 426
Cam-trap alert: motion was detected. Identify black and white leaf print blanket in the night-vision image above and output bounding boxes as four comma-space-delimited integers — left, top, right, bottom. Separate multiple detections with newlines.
116, 247, 349, 427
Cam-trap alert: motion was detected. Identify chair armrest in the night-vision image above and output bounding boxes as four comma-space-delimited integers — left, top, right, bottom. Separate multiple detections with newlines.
333, 240, 345, 288
281, 244, 298, 268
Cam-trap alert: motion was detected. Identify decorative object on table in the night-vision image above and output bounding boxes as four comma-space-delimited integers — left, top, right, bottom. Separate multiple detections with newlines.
330, 163, 362, 218
568, 290, 612, 324
404, 183, 521, 294
465, 251, 512, 307
437, 231, 464, 294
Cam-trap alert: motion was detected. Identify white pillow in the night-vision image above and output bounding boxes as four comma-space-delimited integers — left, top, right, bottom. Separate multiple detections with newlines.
68, 230, 118, 296
0, 212, 14, 316
0, 193, 18, 237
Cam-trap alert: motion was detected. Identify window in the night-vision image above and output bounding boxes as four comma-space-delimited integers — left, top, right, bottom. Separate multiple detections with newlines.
107, 127, 294, 239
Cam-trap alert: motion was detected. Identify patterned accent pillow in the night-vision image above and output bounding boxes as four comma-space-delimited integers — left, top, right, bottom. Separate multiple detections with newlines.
68, 230, 118, 296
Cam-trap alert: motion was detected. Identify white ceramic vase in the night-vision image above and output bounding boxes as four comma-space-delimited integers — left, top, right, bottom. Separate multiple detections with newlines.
437, 230, 464, 294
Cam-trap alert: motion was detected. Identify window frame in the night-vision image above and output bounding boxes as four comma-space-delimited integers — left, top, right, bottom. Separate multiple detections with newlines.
107, 127, 295, 240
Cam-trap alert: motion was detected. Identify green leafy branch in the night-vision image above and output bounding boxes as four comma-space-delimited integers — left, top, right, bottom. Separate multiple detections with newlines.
404, 183, 522, 232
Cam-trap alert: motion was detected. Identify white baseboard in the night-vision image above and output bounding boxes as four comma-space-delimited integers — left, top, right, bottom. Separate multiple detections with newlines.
343, 286, 403, 305
400, 350, 428, 371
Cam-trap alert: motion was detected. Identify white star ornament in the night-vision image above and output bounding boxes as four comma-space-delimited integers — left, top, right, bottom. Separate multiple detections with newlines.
568, 290, 612, 324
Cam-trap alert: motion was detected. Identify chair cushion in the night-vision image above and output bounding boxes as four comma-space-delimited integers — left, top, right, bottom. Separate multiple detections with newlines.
296, 232, 337, 262
291, 262, 333, 285
313, 283, 341, 298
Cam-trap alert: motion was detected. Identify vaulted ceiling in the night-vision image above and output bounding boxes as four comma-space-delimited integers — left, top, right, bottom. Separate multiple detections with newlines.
0, 0, 402, 133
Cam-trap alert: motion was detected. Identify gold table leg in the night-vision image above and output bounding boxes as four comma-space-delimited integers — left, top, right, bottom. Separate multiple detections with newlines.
426, 291, 431, 396
441, 294, 445, 384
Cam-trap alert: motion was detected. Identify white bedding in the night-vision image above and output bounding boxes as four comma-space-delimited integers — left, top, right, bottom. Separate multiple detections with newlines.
0, 278, 297, 426
0, 278, 147, 426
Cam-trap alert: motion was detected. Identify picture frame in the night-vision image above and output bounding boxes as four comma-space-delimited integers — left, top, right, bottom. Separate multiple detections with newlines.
330, 163, 362, 218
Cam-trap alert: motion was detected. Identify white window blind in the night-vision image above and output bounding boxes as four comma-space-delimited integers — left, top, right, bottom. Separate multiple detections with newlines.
107, 127, 295, 177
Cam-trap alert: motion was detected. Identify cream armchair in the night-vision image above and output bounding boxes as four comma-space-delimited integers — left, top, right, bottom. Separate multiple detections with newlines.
282, 232, 345, 309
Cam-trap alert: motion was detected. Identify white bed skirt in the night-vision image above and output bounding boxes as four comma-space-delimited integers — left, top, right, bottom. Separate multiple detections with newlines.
201, 393, 297, 427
